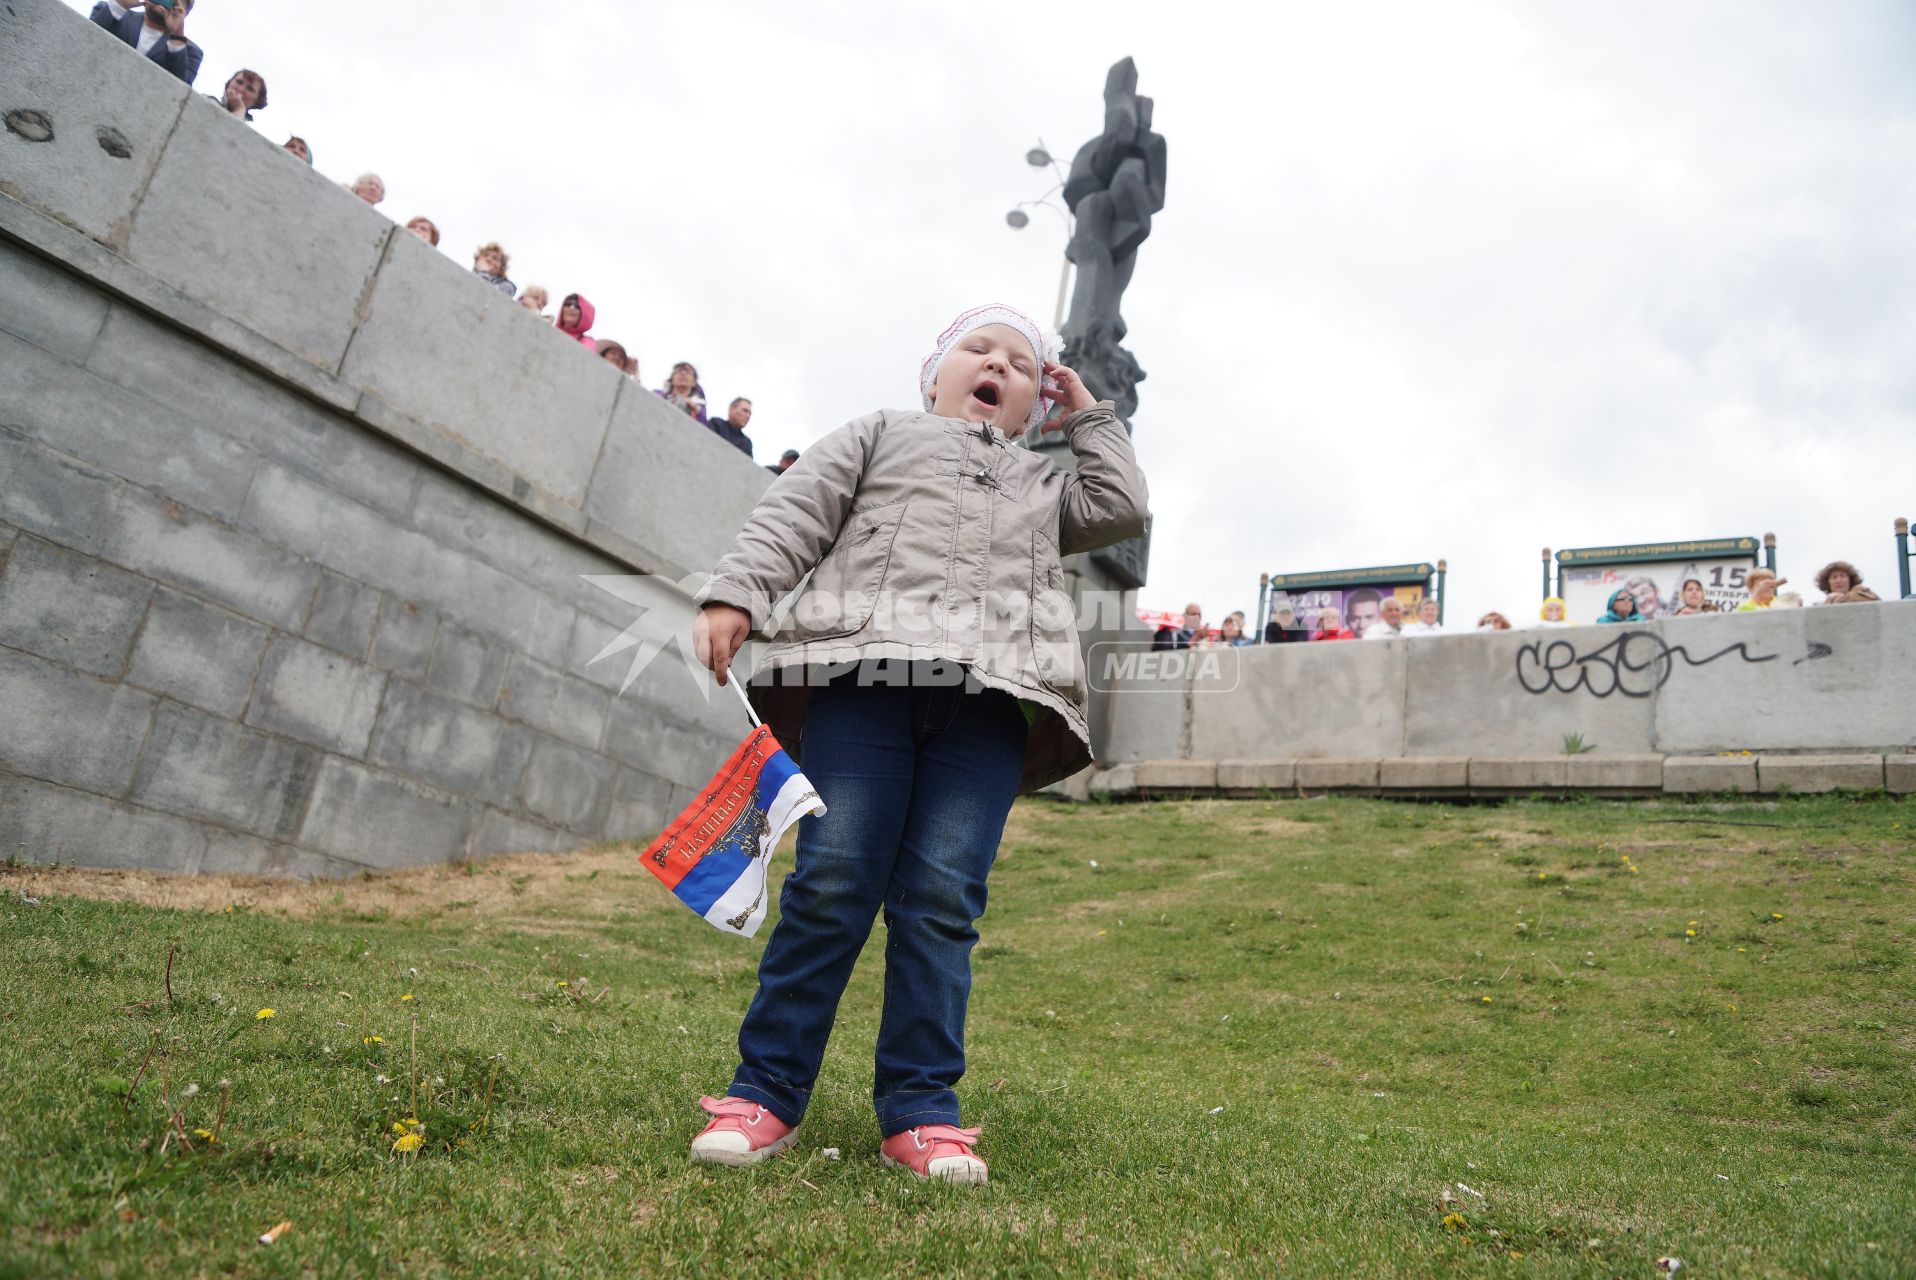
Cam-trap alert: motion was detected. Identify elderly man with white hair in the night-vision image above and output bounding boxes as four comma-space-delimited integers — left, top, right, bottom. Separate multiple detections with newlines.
1364, 596, 1407, 639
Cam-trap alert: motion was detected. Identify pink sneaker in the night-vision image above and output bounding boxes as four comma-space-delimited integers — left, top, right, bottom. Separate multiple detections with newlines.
879, 1124, 987, 1184
689, 1095, 797, 1167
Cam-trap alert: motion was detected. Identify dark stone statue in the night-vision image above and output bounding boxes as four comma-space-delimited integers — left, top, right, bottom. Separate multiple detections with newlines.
1060, 57, 1168, 423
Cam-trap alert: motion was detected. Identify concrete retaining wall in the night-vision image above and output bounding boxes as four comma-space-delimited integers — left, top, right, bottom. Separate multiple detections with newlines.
0, 0, 774, 875
1101, 603, 1916, 767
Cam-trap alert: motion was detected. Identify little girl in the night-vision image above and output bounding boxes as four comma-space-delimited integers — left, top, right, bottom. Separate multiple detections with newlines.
688, 304, 1149, 1183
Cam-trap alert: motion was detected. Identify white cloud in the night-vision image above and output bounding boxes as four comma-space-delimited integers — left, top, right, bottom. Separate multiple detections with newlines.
107, 0, 1916, 624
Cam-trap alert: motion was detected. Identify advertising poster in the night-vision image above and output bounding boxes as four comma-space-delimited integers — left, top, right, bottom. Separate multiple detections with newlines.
1559, 558, 1753, 623
1269, 583, 1426, 638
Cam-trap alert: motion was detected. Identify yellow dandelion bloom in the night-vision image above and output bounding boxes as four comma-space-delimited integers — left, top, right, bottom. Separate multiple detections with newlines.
1685, 929, 1696, 937
1771, 912, 1784, 921
556, 981, 569, 988
1480, 996, 1493, 1004
1727, 1004, 1736, 1012
1508, 1250, 1524, 1259
255, 1008, 276, 1020
1537, 872, 1547, 880
391, 1122, 409, 1134
192, 1128, 217, 1143
1442, 1212, 1466, 1231
401, 994, 415, 1002
392, 1133, 423, 1153
364, 1035, 383, 1045
1737, 947, 1746, 953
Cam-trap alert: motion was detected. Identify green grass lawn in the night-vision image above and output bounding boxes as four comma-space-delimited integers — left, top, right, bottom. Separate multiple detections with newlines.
2, 794, 1912, 1278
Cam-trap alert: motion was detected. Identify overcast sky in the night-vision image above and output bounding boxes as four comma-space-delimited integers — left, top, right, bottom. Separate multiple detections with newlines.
88, 0, 1916, 625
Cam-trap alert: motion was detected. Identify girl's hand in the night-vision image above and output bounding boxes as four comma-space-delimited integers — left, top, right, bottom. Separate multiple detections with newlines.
1040, 361, 1097, 429
694, 604, 752, 686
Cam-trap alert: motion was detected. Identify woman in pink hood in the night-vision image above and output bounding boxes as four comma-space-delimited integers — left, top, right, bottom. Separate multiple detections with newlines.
557, 293, 597, 351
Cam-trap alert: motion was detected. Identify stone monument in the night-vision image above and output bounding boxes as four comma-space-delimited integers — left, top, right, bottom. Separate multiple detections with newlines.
1029, 58, 1166, 760
1031, 56, 1165, 598
1059, 56, 1168, 425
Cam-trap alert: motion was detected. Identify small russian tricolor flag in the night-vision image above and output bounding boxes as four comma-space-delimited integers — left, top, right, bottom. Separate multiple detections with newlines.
640, 686, 825, 937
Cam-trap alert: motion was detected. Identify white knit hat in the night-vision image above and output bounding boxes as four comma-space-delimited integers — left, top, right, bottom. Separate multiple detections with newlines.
919, 303, 1059, 433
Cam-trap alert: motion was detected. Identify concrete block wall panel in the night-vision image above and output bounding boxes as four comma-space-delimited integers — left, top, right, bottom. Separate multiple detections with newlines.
2, 773, 208, 875
339, 230, 618, 508
1654, 605, 1916, 755
1216, 760, 1297, 796
243, 636, 387, 758
371, 598, 439, 682
0, 0, 191, 245
0, 646, 157, 796
125, 587, 271, 719
297, 758, 474, 870
0, 535, 153, 678
1296, 758, 1382, 793
84, 306, 422, 520
1380, 757, 1470, 792
585, 382, 772, 580
1189, 642, 1407, 761
305, 571, 381, 661
1403, 629, 1657, 757
1105, 604, 1916, 768
239, 462, 577, 668
1135, 760, 1218, 793
1886, 756, 1916, 795
124, 96, 393, 369
0, 235, 110, 361
130, 702, 322, 840
601, 767, 682, 844
366, 680, 536, 801
1565, 753, 1665, 792
521, 738, 620, 835
1, 326, 260, 522
1663, 756, 1758, 795
1756, 754, 1885, 794
1468, 757, 1569, 793
471, 809, 587, 858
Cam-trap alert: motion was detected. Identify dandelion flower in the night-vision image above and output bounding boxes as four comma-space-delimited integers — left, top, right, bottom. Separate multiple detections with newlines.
364, 1035, 383, 1045
1771, 912, 1784, 921
1537, 872, 1547, 880
1442, 1212, 1467, 1231
1480, 996, 1493, 1004
255, 1008, 276, 1020
392, 1132, 423, 1153
192, 1128, 217, 1144
556, 981, 569, 988
1686, 929, 1696, 937
1737, 947, 1746, 953
401, 994, 415, 1002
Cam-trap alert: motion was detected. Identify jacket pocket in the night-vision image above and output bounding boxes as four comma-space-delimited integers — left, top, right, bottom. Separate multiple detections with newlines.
789, 501, 908, 641
1029, 531, 1079, 692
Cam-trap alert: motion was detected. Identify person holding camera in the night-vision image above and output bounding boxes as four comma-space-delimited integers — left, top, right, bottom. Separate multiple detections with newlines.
90, 1, 202, 86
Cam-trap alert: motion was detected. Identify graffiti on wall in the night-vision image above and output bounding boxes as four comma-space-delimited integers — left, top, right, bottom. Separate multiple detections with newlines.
1515, 629, 1779, 698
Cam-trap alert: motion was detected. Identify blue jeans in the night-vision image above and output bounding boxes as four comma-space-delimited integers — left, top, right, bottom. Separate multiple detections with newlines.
727, 672, 1028, 1136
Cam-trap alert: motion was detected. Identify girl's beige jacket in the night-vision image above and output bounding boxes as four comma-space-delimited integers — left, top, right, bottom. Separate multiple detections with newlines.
696, 402, 1150, 792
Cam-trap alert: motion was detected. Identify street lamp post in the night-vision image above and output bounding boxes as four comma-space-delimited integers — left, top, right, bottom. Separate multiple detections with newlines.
1005, 141, 1073, 331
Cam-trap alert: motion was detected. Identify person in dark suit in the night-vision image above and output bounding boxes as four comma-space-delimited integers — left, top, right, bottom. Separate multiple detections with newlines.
90, 1, 203, 86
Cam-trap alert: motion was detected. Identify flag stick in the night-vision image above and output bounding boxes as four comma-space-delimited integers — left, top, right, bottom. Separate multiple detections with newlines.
729, 670, 761, 728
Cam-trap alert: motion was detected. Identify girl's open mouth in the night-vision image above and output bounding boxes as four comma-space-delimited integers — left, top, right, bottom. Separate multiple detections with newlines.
971, 382, 1000, 408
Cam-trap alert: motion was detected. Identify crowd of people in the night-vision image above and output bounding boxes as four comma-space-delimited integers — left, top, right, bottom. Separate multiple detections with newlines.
1156, 558, 1888, 650
87, 0, 790, 468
